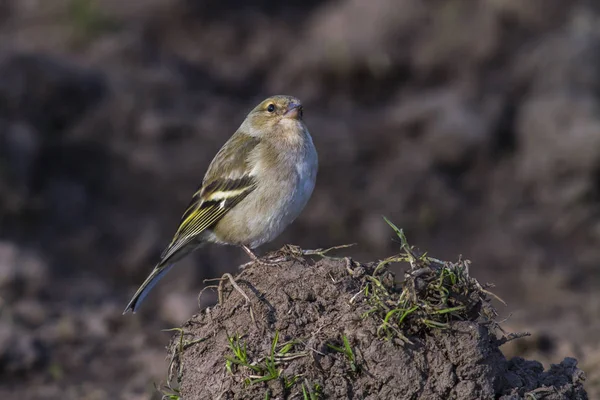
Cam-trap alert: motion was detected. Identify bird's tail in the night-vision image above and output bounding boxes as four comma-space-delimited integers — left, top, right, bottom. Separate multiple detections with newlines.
123, 263, 175, 314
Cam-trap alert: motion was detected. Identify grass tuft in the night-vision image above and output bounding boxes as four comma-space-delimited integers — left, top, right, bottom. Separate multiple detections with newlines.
302, 379, 323, 400
246, 331, 281, 385
158, 386, 181, 400
327, 335, 359, 373
163, 327, 205, 398
360, 217, 500, 343
225, 332, 260, 374
224, 331, 309, 388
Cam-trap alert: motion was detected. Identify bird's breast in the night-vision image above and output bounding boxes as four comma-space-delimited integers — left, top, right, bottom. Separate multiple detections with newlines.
211, 135, 317, 249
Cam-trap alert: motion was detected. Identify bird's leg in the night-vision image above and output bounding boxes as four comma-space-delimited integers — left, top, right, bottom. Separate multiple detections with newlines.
241, 245, 287, 265
241, 245, 261, 262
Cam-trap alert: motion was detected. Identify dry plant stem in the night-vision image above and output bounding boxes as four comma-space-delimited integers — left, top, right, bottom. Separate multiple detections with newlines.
212, 273, 256, 325
238, 260, 255, 269
497, 331, 531, 346
164, 327, 207, 392
300, 243, 356, 257
198, 284, 219, 308
217, 273, 251, 304
241, 244, 287, 265
481, 287, 507, 306
345, 257, 355, 275
239, 243, 357, 270
263, 255, 288, 264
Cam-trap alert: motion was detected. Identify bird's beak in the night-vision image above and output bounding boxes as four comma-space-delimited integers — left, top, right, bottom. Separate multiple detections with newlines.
284, 102, 303, 120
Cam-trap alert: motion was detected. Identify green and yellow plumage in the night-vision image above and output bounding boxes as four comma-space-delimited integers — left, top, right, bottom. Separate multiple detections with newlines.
123, 95, 318, 314
123, 137, 259, 314
161, 175, 257, 263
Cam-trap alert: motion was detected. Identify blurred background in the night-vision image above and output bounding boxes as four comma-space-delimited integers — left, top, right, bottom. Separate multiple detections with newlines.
1, 0, 600, 398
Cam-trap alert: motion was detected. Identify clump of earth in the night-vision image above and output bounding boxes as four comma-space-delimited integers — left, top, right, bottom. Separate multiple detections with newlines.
2, 0, 600, 398
168, 243, 587, 399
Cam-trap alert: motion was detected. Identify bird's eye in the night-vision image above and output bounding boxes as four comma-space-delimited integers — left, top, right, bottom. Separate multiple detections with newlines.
267, 104, 275, 113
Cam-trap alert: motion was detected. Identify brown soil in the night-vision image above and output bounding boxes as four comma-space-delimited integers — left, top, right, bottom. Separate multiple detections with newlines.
1, 0, 600, 399
170, 252, 586, 399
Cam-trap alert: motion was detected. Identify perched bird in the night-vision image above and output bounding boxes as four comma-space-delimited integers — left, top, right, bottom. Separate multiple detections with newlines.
123, 95, 318, 314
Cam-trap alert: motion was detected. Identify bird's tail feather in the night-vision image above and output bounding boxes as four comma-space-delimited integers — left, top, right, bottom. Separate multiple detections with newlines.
123, 263, 174, 314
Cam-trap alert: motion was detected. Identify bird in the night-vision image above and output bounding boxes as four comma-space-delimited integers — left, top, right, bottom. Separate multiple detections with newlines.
123, 95, 318, 314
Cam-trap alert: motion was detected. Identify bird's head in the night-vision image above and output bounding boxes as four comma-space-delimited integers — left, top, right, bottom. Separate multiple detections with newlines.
241, 95, 305, 137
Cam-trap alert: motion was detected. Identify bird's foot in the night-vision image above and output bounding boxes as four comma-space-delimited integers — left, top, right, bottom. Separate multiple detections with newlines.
240, 245, 287, 266
262, 253, 289, 264
280, 243, 357, 258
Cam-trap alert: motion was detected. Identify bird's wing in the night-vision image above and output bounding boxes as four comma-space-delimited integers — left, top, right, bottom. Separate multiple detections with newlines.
159, 133, 260, 264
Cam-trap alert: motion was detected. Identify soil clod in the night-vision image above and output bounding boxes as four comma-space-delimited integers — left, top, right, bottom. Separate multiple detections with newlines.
167, 239, 587, 400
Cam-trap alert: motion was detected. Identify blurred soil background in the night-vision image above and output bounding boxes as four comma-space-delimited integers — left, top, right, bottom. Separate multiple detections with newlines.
1, 0, 600, 398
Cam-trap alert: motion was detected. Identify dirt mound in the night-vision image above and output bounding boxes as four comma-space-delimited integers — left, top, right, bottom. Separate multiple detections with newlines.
2, 1, 600, 398
167, 241, 587, 399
